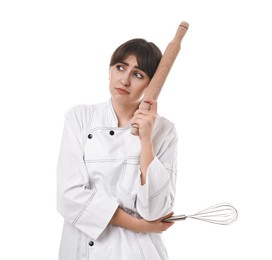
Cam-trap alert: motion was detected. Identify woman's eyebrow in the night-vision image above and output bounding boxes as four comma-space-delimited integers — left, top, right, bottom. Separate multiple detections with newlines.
119, 61, 140, 69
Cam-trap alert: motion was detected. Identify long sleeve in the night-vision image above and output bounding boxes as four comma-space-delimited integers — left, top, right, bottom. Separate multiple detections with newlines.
56, 106, 119, 240
136, 123, 178, 221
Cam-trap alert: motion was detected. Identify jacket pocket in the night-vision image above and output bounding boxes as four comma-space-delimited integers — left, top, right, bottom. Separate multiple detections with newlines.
119, 159, 139, 199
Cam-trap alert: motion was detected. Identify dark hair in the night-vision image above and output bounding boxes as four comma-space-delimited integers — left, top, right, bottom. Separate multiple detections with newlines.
110, 38, 162, 79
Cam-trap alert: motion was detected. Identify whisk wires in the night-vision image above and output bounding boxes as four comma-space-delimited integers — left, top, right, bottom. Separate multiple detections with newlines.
187, 203, 238, 225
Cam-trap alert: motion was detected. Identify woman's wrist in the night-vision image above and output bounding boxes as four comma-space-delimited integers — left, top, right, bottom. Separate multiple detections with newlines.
110, 208, 143, 232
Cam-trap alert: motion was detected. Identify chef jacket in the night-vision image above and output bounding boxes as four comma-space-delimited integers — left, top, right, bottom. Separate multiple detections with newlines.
57, 100, 178, 260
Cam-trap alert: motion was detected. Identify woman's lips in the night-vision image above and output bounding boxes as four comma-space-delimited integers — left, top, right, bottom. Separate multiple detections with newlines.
115, 88, 129, 94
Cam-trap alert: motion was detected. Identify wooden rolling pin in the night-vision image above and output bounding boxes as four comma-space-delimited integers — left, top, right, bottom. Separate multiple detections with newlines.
131, 21, 189, 135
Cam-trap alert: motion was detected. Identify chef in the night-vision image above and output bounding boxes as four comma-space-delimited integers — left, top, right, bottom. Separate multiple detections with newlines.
57, 38, 178, 260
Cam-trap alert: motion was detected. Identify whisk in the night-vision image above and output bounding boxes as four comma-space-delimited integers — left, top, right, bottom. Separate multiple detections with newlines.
163, 203, 238, 225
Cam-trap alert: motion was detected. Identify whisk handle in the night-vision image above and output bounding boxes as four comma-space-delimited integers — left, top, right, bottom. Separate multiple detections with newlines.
163, 214, 187, 222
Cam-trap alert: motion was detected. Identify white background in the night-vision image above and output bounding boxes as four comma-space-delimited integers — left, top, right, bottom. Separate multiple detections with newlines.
0, 0, 271, 259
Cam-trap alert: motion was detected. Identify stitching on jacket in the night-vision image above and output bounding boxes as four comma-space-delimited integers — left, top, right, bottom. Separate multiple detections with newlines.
83, 105, 95, 151
134, 233, 145, 260
72, 187, 97, 225
86, 105, 95, 130
149, 178, 170, 201
107, 101, 118, 126
86, 126, 130, 133
137, 178, 171, 210
105, 104, 111, 126
119, 161, 137, 198
146, 161, 176, 202
84, 156, 139, 163
86, 237, 89, 259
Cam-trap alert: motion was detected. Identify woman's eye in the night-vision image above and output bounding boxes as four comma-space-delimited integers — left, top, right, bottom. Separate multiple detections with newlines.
134, 72, 143, 79
116, 65, 124, 71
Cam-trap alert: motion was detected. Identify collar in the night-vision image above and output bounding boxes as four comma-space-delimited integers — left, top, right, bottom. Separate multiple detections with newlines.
106, 99, 119, 127
105, 99, 133, 129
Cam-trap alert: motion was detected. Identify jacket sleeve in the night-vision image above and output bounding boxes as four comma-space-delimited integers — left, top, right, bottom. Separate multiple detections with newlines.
136, 123, 178, 221
57, 107, 119, 240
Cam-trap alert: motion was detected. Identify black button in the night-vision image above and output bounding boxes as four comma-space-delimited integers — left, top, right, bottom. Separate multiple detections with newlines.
88, 134, 93, 139
109, 130, 114, 136
89, 241, 94, 246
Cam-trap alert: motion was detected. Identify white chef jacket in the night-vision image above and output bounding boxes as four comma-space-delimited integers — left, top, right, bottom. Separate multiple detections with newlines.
57, 100, 178, 260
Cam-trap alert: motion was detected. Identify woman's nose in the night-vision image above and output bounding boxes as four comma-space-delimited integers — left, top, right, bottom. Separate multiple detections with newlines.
120, 72, 130, 86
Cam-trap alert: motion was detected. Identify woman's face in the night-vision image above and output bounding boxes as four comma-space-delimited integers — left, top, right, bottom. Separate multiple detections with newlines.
109, 55, 150, 107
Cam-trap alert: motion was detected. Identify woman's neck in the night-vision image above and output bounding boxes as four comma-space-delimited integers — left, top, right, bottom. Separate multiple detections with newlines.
112, 100, 139, 127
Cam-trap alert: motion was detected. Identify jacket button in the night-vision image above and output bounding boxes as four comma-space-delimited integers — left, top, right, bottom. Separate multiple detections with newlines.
88, 134, 93, 139
109, 130, 114, 136
89, 241, 94, 247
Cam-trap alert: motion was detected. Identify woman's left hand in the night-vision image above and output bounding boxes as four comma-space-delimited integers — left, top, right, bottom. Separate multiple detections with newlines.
131, 99, 157, 141
139, 211, 175, 233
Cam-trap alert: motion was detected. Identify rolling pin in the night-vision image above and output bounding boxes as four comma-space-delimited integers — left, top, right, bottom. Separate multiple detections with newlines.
131, 21, 189, 135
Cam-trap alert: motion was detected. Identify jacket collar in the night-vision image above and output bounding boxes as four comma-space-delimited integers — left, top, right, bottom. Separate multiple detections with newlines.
106, 99, 134, 129
106, 99, 119, 127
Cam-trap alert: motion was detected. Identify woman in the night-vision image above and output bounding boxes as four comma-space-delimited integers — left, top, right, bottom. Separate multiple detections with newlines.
57, 38, 178, 260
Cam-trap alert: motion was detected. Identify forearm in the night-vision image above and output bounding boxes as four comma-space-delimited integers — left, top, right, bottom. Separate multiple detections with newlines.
110, 208, 142, 232
140, 137, 155, 185
110, 207, 174, 233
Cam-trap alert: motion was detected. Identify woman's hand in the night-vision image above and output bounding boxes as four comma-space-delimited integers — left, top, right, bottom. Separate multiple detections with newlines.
131, 99, 157, 141
138, 211, 175, 233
